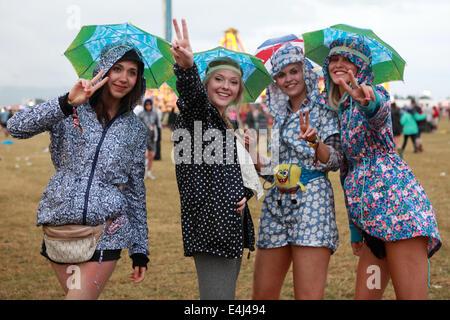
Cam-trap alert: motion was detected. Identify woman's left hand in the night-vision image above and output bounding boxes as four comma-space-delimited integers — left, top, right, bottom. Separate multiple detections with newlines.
237, 197, 247, 213
299, 109, 317, 143
243, 129, 257, 152
337, 70, 375, 106
129, 266, 146, 284
351, 242, 363, 257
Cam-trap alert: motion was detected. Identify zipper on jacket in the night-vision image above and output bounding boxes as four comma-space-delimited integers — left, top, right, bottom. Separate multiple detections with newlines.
82, 117, 118, 225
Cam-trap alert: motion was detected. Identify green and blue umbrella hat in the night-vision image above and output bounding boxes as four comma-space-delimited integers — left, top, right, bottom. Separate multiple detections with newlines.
64, 22, 175, 88
168, 46, 272, 103
302, 24, 406, 85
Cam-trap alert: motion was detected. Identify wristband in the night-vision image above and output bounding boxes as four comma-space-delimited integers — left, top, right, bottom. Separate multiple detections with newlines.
307, 135, 320, 166
58, 93, 83, 132
131, 253, 149, 269
308, 135, 319, 148
58, 92, 74, 117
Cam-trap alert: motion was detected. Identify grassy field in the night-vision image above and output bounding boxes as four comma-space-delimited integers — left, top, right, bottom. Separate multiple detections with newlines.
0, 118, 448, 300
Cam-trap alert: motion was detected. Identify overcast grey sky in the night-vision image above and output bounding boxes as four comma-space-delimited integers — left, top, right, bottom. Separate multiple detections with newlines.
1, 0, 449, 103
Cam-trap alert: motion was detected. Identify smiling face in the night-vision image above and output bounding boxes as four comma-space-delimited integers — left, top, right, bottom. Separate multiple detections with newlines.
205, 68, 242, 113
274, 62, 306, 102
276, 169, 289, 184
328, 54, 358, 86
104, 60, 138, 101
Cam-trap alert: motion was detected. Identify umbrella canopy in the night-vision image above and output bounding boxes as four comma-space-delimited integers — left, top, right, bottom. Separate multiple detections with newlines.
168, 46, 272, 103
255, 34, 303, 63
255, 34, 322, 77
255, 34, 316, 74
302, 24, 406, 84
64, 22, 175, 88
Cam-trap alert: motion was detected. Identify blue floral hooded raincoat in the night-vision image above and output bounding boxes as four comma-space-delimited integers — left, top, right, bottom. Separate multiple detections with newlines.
257, 43, 342, 252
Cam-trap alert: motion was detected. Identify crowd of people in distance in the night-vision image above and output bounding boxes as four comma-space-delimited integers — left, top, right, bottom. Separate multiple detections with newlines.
391, 99, 443, 157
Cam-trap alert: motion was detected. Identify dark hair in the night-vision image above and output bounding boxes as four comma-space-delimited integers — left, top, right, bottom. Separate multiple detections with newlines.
143, 98, 153, 110
91, 49, 145, 125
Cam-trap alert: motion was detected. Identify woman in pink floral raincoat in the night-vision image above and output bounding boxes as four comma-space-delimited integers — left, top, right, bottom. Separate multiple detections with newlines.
318, 36, 441, 300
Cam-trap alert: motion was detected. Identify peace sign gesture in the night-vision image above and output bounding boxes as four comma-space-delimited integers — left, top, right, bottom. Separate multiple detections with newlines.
68, 70, 109, 106
337, 70, 375, 106
299, 109, 317, 143
171, 19, 194, 69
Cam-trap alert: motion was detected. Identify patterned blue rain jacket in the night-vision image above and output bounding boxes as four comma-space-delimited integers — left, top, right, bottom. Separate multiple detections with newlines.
7, 45, 149, 256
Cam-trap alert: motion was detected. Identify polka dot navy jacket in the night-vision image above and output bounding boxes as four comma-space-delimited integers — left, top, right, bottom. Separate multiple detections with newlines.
172, 64, 255, 259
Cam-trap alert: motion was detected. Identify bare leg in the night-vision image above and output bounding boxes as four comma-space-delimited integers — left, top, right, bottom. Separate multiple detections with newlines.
252, 246, 292, 300
145, 150, 155, 179
50, 260, 117, 300
1, 126, 9, 137
146, 150, 154, 172
354, 243, 390, 300
385, 237, 428, 300
291, 246, 331, 300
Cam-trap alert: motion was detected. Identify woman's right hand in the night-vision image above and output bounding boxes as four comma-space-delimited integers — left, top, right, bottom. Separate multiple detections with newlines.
299, 109, 318, 143
171, 19, 194, 69
68, 70, 109, 106
237, 197, 247, 213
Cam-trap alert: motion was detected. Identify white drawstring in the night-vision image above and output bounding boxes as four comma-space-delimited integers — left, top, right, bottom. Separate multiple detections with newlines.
93, 221, 107, 291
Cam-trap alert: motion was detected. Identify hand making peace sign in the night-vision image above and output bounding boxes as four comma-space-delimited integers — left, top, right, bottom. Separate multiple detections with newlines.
171, 19, 194, 69
299, 109, 318, 143
337, 70, 375, 106
68, 70, 109, 106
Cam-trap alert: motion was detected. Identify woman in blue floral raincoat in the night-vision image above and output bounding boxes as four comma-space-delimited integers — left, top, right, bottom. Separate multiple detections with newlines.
318, 36, 441, 299
248, 43, 344, 299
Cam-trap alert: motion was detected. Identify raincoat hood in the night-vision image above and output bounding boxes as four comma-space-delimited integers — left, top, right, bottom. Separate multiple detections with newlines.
92, 43, 147, 106
266, 42, 320, 118
319, 36, 374, 107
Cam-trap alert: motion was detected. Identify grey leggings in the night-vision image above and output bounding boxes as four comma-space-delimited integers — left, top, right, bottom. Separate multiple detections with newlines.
193, 253, 242, 300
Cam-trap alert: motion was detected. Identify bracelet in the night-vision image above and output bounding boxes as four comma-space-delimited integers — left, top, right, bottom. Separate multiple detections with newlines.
313, 140, 320, 166
308, 135, 319, 149
307, 135, 320, 166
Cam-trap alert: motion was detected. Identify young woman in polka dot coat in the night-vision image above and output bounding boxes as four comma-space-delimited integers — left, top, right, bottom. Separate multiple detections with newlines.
170, 19, 259, 300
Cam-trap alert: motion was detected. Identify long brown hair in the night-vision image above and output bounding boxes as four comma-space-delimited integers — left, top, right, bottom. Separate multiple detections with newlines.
90, 49, 145, 125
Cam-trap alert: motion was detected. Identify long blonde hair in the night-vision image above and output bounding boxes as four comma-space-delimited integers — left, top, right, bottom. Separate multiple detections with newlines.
328, 81, 343, 112
204, 69, 245, 130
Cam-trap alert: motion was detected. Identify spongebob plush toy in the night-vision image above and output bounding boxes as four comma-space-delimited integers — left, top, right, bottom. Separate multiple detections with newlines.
264, 164, 306, 205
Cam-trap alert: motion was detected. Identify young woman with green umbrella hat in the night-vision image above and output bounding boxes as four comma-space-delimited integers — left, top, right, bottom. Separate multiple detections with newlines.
170, 18, 263, 300
244, 40, 344, 300
8, 43, 150, 299
317, 34, 441, 300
